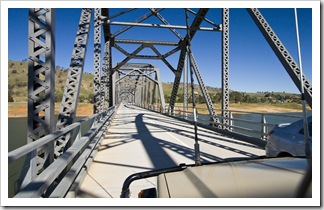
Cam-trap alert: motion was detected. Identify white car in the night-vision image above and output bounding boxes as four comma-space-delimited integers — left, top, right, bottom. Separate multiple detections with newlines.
266, 116, 312, 157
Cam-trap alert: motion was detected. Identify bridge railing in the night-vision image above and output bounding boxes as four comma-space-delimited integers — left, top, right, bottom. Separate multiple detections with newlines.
138, 103, 304, 141
8, 106, 116, 198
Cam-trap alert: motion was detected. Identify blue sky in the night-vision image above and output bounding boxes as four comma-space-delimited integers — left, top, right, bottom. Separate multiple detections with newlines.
8, 8, 313, 94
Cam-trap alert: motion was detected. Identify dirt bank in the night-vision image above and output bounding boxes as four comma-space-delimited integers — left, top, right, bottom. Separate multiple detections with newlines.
8, 102, 308, 118
8, 103, 93, 118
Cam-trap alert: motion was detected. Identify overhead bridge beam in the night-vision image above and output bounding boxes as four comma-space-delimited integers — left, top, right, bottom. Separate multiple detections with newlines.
247, 8, 312, 108
107, 21, 220, 32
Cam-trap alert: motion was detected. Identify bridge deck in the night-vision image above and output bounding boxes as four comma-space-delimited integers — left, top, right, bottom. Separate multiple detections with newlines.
76, 105, 265, 198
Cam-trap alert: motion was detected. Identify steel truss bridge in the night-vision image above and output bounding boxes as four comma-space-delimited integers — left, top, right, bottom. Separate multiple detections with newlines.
8, 8, 312, 198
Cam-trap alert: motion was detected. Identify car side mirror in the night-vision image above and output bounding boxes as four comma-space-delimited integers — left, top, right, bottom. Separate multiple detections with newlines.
138, 187, 157, 198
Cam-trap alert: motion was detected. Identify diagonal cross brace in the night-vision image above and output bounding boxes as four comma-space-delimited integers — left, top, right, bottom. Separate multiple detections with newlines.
169, 9, 209, 111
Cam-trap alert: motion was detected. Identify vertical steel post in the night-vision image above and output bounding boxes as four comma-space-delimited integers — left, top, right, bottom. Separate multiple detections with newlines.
101, 41, 111, 111
94, 8, 101, 113
148, 74, 153, 108
183, 54, 188, 119
101, 8, 112, 109
261, 114, 267, 140
155, 68, 166, 113
112, 71, 116, 106
144, 77, 148, 108
25, 8, 55, 187
222, 8, 230, 128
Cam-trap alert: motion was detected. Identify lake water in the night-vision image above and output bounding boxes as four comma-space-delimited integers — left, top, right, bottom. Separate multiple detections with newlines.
7, 111, 311, 197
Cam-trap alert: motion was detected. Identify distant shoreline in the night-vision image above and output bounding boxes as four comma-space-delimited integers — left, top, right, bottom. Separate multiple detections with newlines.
8, 102, 93, 118
8, 102, 308, 118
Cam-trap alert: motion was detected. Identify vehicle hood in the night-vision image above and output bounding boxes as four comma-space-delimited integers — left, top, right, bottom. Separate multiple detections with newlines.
157, 157, 310, 198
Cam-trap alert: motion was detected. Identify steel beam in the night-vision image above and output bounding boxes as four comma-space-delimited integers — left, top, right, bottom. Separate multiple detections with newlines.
101, 41, 110, 111
155, 68, 166, 112
55, 8, 92, 157
113, 9, 163, 37
148, 78, 153, 107
116, 69, 158, 84
102, 9, 114, 108
149, 8, 183, 39
189, 50, 219, 123
247, 8, 312, 108
186, 8, 221, 29
222, 8, 230, 127
169, 9, 209, 112
94, 8, 101, 114
111, 45, 145, 73
108, 21, 219, 32
115, 39, 179, 46
26, 8, 55, 185
183, 54, 188, 119
150, 45, 177, 73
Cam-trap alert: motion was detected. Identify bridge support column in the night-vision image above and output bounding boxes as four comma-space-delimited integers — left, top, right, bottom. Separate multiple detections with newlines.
101, 40, 111, 110
183, 54, 188, 119
25, 8, 56, 189
94, 8, 101, 114
155, 68, 165, 113
222, 8, 230, 128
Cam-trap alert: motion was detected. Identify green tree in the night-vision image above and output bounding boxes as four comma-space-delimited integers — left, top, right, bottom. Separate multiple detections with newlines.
88, 93, 94, 103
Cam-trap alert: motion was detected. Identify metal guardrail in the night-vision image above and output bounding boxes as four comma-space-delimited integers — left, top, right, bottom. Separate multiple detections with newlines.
138, 103, 304, 141
9, 106, 116, 198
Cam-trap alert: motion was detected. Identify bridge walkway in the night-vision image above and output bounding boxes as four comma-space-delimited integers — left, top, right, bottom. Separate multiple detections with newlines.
76, 104, 265, 198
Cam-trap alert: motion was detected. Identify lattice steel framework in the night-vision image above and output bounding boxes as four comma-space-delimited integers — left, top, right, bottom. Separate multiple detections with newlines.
222, 8, 230, 127
169, 9, 213, 113
93, 8, 101, 113
101, 41, 110, 111
247, 8, 312, 108
55, 8, 92, 157
26, 8, 55, 181
101, 8, 221, 115
102, 8, 114, 108
115, 64, 165, 109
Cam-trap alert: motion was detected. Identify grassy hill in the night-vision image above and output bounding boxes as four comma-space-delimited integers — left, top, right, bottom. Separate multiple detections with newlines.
8, 60, 309, 116
8, 60, 304, 106
8, 60, 94, 103
8, 60, 220, 103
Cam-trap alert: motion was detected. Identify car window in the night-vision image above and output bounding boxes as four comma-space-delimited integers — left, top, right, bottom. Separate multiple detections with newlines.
299, 122, 312, 137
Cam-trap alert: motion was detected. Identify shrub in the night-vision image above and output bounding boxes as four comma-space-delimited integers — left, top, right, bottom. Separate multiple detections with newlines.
8, 95, 14, 102
87, 93, 94, 103
16, 81, 27, 87
55, 93, 63, 102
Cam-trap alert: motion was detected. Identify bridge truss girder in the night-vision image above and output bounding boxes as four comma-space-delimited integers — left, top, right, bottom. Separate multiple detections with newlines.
93, 8, 101, 114
115, 64, 165, 110
55, 8, 92, 157
101, 8, 222, 120
222, 8, 230, 127
247, 8, 312, 108
24, 8, 313, 184
26, 8, 56, 185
